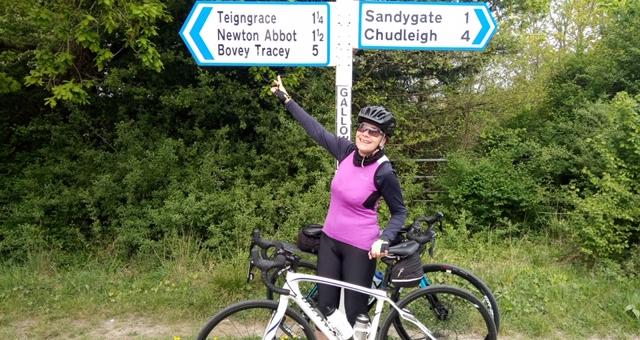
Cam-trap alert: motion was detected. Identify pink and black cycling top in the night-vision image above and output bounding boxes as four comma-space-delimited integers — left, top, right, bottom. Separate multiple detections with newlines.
285, 100, 408, 251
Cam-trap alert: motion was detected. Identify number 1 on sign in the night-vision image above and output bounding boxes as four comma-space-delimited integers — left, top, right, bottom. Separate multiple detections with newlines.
313, 11, 324, 24
313, 29, 324, 42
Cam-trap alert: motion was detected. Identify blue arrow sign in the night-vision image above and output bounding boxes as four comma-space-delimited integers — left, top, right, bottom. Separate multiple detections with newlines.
358, 1, 498, 51
179, 1, 331, 66
473, 8, 490, 45
190, 7, 213, 60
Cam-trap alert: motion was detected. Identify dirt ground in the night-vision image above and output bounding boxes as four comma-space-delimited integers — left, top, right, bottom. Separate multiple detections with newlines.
81, 316, 197, 339
6, 316, 639, 339
5, 316, 200, 339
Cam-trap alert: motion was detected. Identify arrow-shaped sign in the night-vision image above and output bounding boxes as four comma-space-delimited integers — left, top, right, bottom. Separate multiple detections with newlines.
190, 7, 213, 60
358, 1, 498, 51
180, 1, 331, 66
473, 8, 490, 45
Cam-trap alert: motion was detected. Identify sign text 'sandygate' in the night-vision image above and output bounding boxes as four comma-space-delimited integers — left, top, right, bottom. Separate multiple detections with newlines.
358, 1, 497, 51
180, 2, 330, 66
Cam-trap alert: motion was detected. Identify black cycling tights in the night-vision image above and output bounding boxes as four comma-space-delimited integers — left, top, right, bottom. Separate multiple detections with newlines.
317, 232, 376, 325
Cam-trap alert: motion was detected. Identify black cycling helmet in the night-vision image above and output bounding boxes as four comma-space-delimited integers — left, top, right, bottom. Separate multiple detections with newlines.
357, 105, 396, 137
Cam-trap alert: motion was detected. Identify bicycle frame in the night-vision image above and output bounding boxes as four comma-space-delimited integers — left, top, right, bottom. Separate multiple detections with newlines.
265, 271, 436, 340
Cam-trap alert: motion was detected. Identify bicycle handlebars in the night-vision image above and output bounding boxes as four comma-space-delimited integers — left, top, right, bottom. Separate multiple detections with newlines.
413, 211, 444, 226
252, 229, 283, 250
249, 236, 291, 296
405, 211, 443, 257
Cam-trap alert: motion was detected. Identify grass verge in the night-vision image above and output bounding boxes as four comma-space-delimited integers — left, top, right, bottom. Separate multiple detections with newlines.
0, 233, 638, 339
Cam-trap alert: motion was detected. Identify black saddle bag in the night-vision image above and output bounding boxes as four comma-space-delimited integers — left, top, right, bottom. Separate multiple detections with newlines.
296, 224, 322, 254
390, 252, 424, 287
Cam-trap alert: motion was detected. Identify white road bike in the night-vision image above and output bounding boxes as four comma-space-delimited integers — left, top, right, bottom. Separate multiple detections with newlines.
196, 230, 497, 340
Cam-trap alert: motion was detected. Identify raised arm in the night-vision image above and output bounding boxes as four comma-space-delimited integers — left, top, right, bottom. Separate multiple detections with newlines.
271, 76, 352, 161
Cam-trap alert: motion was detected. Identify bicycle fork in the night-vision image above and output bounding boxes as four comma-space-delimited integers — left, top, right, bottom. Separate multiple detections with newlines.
263, 289, 338, 340
262, 295, 289, 339
419, 275, 450, 320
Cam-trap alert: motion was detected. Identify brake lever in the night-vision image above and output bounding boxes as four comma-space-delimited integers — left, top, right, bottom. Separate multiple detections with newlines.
246, 240, 256, 283
246, 262, 255, 283
428, 237, 436, 258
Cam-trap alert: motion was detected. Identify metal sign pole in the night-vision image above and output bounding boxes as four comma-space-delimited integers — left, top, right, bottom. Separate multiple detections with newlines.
333, 0, 357, 141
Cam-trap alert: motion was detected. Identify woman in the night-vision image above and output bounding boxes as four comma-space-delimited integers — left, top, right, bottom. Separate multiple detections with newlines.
270, 76, 407, 325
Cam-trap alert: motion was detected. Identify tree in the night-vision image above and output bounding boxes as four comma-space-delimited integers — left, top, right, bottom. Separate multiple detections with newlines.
0, 0, 171, 107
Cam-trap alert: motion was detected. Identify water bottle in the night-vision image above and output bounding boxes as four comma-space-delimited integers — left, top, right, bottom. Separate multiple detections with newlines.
371, 270, 384, 289
353, 313, 371, 340
325, 307, 353, 339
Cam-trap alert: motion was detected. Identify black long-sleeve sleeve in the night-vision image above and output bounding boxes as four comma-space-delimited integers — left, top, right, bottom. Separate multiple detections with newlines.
375, 164, 408, 241
284, 100, 354, 162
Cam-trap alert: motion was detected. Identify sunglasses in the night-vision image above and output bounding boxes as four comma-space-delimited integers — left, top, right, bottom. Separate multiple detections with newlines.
357, 123, 384, 138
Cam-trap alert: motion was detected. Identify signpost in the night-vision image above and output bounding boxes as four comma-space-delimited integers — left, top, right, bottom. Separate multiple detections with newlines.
180, 2, 330, 66
358, 1, 497, 51
179, 0, 497, 138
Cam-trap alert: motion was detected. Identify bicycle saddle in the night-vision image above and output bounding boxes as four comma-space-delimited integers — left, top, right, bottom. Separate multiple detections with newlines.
388, 240, 419, 257
302, 224, 323, 237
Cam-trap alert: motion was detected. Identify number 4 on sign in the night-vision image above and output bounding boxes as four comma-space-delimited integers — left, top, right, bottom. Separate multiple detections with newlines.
461, 30, 470, 41
313, 11, 324, 24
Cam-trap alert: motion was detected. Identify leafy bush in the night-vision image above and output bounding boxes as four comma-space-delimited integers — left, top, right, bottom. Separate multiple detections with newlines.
436, 93, 640, 262
435, 147, 544, 232
560, 94, 640, 260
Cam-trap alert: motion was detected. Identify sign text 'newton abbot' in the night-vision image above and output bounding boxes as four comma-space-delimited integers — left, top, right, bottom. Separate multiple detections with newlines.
180, 2, 330, 66
359, 1, 497, 51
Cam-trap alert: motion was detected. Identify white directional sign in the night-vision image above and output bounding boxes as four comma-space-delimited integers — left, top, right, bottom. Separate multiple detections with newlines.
180, 1, 330, 66
358, 1, 497, 51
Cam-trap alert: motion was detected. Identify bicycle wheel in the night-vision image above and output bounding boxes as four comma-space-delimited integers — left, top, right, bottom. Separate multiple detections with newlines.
381, 285, 497, 340
196, 299, 315, 340
266, 259, 318, 303
421, 263, 501, 331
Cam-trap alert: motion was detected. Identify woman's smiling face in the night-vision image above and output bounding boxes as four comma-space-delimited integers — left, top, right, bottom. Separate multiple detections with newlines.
355, 122, 385, 156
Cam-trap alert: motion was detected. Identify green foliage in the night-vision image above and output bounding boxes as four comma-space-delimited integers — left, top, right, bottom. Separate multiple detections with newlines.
1, 0, 172, 107
0, 72, 20, 93
437, 93, 640, 261
435, 148, 544, 232
432, 1, 640, 264
560, 94, 640, 260
0, 109, 338, 259
626, 304, 640, 320
543, 1, 640, 114
1, 0, 638, 267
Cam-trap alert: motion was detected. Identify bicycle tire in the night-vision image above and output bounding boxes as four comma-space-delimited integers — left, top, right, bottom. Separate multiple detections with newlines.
196, 299, 315, 340
381, 285, 497, 340
421, 263, 501, 332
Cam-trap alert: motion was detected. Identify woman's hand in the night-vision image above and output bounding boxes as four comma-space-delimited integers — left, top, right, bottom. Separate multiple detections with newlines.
270, 75, 291, 103
368, 239, 389, 259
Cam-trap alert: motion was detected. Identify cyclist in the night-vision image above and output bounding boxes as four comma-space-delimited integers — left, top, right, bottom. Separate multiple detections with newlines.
270, 76, 408, 327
